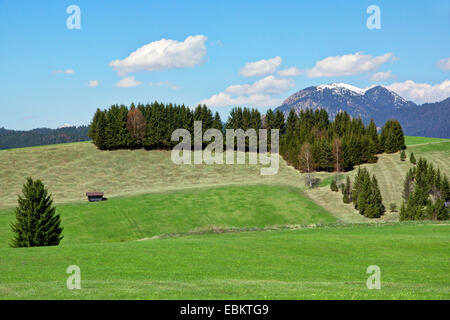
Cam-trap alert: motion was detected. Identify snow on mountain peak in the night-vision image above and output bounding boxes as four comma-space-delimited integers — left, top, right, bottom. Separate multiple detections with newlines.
317, 83, 366, 95
58, 123, 74, 129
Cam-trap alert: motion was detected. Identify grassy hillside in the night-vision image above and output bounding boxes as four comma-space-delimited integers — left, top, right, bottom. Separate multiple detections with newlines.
307, 137, 450, 221
0, 184, 336, 247
1, 137, 448, 223
0, 223, 448, 299
0, 142, 304, 209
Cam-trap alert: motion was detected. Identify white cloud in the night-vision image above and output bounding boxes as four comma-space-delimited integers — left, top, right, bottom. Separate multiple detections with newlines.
116, 76, 143, 88
199, 92, 283, 108
149, 81, 178, 90
239, 56, 282, 77
278, 67, 302, 76
304, 52, 395, 78
369, 71, 394, 82
385, 80, 450, 103
225, 76, 294, 95
88, 80, 99, 87
109, 35, 207, 74
438, 57, 450, 71
52, 69, 74, 75
199, 75, 292, 107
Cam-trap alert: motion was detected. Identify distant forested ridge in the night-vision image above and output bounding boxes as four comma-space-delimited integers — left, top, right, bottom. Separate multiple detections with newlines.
89, 102, 405, 172
0, 126, 90, 150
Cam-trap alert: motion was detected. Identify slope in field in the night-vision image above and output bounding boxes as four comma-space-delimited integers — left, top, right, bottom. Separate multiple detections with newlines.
306, 137, 450, 221
0, 184, 336, 247
0, 142, 303, 209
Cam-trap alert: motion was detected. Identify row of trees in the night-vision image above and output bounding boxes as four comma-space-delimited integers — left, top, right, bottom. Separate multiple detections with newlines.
89, 102, 223, 150
278, 109, 405, 173
400, 158, 449, 221
89, 103, 270, 151
89, 103, 405, 176
0, 126, 89, 150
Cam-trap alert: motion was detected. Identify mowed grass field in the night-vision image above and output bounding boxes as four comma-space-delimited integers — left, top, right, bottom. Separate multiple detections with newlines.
0, 184, 335, 247
0, 142, 304, 209
0, 223, 448, 299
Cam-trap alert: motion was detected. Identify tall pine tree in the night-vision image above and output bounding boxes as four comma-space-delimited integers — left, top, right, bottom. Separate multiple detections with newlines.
11, 178, 63, 247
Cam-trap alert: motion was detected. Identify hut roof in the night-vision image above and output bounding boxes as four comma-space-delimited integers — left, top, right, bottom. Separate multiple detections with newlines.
86, 192, 104, 197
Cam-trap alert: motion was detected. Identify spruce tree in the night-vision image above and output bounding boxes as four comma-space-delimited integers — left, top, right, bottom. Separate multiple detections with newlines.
402, 171, 413, 200
356, 171, 372, 216
342, 176, 352, 204
11, 178, 63, 248
399, 202, 408, 221
212, 112, 223, 133
441, 175, 450, 201
435, 199, 449, 220
371, 175, 385, 217
400, 150, 406, 161
410, 152, 416, 165
390, 202, 397, 212
274, 110, 286, 134
330, 180, 338, 192
352, 167, 363, 207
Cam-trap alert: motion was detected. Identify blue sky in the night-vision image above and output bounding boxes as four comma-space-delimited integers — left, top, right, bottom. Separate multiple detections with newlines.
0, 0, 449, 130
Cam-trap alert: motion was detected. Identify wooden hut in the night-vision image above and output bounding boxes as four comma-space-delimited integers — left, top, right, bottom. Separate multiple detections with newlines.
86, 192, 104, 202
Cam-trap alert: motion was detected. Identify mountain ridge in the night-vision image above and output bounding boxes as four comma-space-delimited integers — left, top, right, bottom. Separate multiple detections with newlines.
275, 83, 449, 138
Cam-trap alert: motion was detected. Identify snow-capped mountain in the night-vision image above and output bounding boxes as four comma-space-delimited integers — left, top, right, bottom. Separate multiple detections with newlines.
275, 83, 449, 138
276, 83, 416, 126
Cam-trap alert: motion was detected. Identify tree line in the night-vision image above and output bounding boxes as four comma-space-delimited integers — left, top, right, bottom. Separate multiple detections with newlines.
90, 103, 405, 168
88, 102, 269, 150
88, 102, 224, 150
0, 126, 89, 150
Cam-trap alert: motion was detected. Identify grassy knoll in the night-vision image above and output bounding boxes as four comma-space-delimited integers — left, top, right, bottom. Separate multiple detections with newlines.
0, 185, 336, 247
0, 223, 448, 299
0, 142, 304, 209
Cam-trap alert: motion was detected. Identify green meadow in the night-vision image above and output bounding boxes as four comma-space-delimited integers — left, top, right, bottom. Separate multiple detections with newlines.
0, 223, 448, 299
0, 136, 449, 299
0, 184, 335, 247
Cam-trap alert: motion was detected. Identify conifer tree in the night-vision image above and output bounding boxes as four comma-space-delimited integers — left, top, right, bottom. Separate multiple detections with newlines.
402, 170, 414, 200
441, 175, 449, 202
367, 119, 380, 152
356, 170, 372, 216
352, 167, 363, 207
286, 109, 298, 139
264, 109, 274, 130
390, 202, 397, 212
410, 152, 416, 165
330, 179, 338, 192
212, 112, 223, 133
274, 110, 286, 134
371, 175, 385, 217
400, 150, 406, 161
342, 176, 352, 204
11, 178, 63, 247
